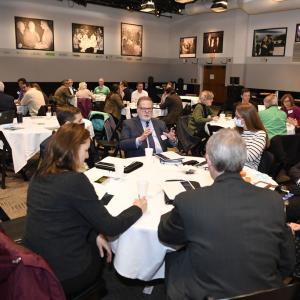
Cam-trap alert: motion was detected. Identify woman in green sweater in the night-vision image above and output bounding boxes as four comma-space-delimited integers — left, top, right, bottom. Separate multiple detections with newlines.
188, 90, 218, 137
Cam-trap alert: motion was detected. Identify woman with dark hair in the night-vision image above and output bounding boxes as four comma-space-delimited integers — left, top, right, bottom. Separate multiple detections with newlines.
104, 83, 124, 124
24, 123, 146, 298
235, 103, 268, 170
281, 93, 300, 128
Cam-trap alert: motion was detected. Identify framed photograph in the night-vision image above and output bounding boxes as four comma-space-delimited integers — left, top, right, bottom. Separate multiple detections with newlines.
252, 27, 287, 57
295, 24, 300, 43
72, 23, 104, 54
179, 37, 197, 58
121, 23, 143, 57
203, 31, 223, 54
15, 16, 54, 51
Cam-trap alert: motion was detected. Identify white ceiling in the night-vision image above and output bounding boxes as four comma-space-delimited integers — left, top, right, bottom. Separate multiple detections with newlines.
184, 0, 300, 15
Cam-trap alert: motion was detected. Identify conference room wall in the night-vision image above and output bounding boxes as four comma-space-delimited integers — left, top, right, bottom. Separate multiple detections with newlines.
0, 0, 171, 58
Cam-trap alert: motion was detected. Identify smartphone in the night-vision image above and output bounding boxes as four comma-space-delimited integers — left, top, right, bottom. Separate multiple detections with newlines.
182, 160, 199, 166
180, 181, 194, 191
195, 161, 207, 167
94, 176, 109, 184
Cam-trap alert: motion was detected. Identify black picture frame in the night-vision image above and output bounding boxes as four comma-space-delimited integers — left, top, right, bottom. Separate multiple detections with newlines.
121, 23, 143, 57
203, 31, 223, 54
295, 24, 300, 43
179, 36, 197, 58
252, 27, 287, 57
14, 16, 54, 51
72, 23, 104, 54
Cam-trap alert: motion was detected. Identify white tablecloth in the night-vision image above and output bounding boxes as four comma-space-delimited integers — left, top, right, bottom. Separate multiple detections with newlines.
84, 155, 277, 281
121, 103, 167, 119
0, 117, 94, 173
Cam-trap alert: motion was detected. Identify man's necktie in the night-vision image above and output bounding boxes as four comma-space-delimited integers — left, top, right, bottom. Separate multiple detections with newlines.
145, 121, 156, 153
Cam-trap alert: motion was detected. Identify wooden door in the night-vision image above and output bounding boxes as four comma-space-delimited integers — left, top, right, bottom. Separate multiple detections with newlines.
203, 66, 226, 104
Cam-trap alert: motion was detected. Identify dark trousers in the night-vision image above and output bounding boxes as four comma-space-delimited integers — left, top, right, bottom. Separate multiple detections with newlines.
61, 248, 104, 299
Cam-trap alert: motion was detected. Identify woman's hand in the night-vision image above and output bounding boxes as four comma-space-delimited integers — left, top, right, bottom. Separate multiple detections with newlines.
96, 234, 112, 263
288, 223, 300, 235
133, 196, 147, 213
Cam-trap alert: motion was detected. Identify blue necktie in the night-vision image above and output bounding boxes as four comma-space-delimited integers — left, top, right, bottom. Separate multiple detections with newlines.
145, 121, 156, 153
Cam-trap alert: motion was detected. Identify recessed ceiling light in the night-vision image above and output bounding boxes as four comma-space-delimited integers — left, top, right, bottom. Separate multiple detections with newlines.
211, 0, 228, 13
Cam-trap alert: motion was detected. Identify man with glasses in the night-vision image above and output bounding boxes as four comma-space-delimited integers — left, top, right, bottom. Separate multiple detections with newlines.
120, 96, 177, 157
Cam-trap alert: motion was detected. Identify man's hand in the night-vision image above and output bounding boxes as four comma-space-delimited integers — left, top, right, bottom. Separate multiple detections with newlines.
96, 234, 112, 263
138, 128, 152, 142
163, 128, 176, 141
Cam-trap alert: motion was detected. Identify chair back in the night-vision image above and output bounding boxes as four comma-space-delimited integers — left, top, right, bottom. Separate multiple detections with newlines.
89, 111, 110, 140
269, 134, 300, 174
0, 132, 12, 189
258, 150, 274, 175
176, 115, 202, 153
206, 124, 223, 136
216, 283, 300, 300
77, 98, 92, 119
0, 229, 66, 300
130, 108, 137, 118
181, 104, 192, 116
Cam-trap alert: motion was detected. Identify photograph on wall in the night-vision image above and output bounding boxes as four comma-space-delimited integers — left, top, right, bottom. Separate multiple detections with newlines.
15, 16, 54, 51
252, 27, 287, 57
203, 31, 223, 54
295, 24, 300, 43
179, 37, 197, 58
72, 23, 104, 54
121, 23, 143, 57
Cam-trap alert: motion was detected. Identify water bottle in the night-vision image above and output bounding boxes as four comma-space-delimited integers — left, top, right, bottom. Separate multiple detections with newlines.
46, 106, 52, 118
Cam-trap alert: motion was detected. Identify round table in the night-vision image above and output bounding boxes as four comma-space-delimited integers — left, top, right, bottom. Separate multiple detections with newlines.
84, 155, 277, 281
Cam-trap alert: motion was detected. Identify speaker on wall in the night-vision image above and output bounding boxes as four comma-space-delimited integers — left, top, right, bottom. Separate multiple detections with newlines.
230, 77, 240, 85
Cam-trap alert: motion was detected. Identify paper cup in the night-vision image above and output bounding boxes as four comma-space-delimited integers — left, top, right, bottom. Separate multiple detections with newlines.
115, 164, 124, 178
137, 179, 149, 198
145, 147, 153, 159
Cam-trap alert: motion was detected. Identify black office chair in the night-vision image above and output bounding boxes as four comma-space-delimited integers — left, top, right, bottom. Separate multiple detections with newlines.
176, 115, 204, 156
214, 283, 300, 300
206, 124, 223, 136
0, 132, 12, 189
258, 150, 274, 176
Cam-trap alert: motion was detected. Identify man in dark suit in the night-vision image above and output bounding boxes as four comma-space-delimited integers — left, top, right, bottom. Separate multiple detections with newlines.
40, 106, 98, 167
0, 81, 16, 112
120, 96, 177, 158
159, 87, 183, 127
158, 128, 295, 300
120, 80, 132, 102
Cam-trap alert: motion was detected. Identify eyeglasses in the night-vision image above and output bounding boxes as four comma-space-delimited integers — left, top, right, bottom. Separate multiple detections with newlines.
138, 107, 153, 112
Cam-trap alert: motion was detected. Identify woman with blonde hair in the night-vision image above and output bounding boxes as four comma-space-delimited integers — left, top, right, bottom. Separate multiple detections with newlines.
188, 90, 218, 137
76, 81, 95, 118
235, 103, 268, 170
25, 123, 146, 298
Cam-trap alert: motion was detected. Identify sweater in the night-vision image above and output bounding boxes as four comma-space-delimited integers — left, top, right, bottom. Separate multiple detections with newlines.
24, 171, 142, 281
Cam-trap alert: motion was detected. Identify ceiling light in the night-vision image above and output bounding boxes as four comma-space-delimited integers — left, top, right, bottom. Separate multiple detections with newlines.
175, 0, 194, 3
211, 0, 228, 13
140, 0, 155, 13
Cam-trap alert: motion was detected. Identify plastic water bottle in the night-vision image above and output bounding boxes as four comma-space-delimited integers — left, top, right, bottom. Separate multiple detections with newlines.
46, 106, 52, 118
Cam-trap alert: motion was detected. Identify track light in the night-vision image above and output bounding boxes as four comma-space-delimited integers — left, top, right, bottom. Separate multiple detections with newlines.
211, 0, 228, 13
175, 0, 194, 3
140, 0, 155, 13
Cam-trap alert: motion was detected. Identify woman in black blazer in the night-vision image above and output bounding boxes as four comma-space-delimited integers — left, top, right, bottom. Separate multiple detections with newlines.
24, 123, 147, 298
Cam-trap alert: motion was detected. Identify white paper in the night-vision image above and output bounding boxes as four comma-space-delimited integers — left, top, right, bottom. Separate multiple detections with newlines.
162, 181, 186, 200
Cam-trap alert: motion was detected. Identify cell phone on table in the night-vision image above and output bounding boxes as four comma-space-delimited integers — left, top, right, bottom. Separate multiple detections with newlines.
182, 160, 199, 166
94, 176, 109, 184
180, 181, 194, 191
195, 161, 207, 167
